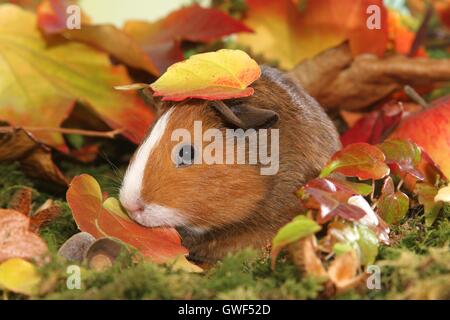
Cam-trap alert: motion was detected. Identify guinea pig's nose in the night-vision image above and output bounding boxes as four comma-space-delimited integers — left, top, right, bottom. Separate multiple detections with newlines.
124, 199, 145, 215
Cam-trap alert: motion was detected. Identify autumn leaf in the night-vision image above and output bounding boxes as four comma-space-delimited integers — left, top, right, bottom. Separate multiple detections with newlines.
376, 177, 410, 224
0, 258, 41, 295
320, 143, 390, 180
150, 49, 261, 101
0, 4, 153, 148
123, 4, 252, 74
238, 0, 388, 69
66, 174, 189, 263
37, 0, 159, 75
29, 200, 61, 233
415, 183, 443, 226
0, 209, 48, 263
327, 250, 367, 292
289, 43, 450, 111
378, 139, 424, 181
390, 95, 450, 178
304, 177, 373, 197
0, 128, 67, 185
340, 102, 404, 146
435, 186, 450, 203
8, 187, 32, 216
302, 187, 367, 224
287, 235, 328, 278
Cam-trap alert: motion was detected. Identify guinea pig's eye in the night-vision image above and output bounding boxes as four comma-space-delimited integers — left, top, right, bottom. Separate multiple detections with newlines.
173, 144, 196, 167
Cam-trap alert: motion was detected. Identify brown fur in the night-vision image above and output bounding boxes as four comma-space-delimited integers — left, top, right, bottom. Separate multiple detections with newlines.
136, 66, 341, 262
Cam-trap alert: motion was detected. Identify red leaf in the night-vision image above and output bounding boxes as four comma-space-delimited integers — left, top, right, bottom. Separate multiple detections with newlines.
341, 102, 403, 146
378, 139, 424, 181
123, 4, 252, 74
303, 187, 366, 224
320, 143, 390, 180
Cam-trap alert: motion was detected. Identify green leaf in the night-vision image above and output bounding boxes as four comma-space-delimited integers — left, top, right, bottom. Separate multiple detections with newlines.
332, 242, 354, 256
320, 143, 390, 180
271, 216, 321, 260
415, 183, 444, 226
356, 225, 379, 266
377, 190, 410, 224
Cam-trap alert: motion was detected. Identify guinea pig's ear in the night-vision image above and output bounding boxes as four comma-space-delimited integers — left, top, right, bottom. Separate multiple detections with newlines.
210, 101, 279, 129
142, 87, 164, 115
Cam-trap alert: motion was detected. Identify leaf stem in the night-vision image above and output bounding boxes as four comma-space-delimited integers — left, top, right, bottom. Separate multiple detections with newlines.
404, 85, 429, 108
0, 126, 123, 139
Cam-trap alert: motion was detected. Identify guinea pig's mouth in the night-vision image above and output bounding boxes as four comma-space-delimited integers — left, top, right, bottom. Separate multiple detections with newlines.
127, 203, 188, 229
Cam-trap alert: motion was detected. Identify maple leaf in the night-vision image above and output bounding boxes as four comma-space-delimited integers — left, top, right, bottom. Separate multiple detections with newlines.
37, 0, 159, 75
150, 49, 261, 101
238, 0, 388, 69
0, 4, 153, 148
123, 4, 252, 74
66, 174, 189, 263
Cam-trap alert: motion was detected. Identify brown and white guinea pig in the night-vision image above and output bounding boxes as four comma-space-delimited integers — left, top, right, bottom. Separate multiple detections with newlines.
119, 66, 341, 263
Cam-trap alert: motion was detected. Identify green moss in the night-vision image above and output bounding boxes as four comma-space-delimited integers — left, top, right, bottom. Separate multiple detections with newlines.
0, 162, 34, 207
40, 250, 323, 300
39, 202, 78, 252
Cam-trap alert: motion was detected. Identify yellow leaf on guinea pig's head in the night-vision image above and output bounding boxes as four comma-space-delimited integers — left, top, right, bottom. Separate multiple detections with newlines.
150, 49, 261, 101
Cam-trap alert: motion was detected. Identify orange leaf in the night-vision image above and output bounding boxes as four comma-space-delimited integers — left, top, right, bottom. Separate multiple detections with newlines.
66, 174, 188, 263
328, 250, 367, 292
238, 0, 388, 69
0, 209, 48, 263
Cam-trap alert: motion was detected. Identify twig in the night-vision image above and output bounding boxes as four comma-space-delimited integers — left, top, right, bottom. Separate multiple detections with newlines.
0, 126, 123, 139
409, 2, 434, 57
404, 85, 429, 108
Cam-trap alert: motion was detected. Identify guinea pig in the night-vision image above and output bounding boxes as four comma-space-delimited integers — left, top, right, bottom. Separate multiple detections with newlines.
119, 66, 341, 263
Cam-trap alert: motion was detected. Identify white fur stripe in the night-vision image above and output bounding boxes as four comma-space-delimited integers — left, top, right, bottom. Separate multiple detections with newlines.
120, 109, 174, 210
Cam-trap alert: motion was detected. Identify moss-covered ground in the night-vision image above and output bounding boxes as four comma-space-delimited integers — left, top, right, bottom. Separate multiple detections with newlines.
0, 162, 449, 300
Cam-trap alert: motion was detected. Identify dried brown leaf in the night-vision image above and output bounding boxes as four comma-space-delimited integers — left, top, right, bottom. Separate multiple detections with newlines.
288, 236, 328, 278
0, 209, 48, 263
29, 203, 61, 233
328, 250, 367, 293
8, 187, 32, 216
289, 43, 450, 111
0, 128, 67, 185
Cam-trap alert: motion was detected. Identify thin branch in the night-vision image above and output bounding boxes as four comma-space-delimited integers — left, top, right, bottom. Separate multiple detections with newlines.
409, 3, 434, 57
404, 85, 429, 108
0, 126, 123, 139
